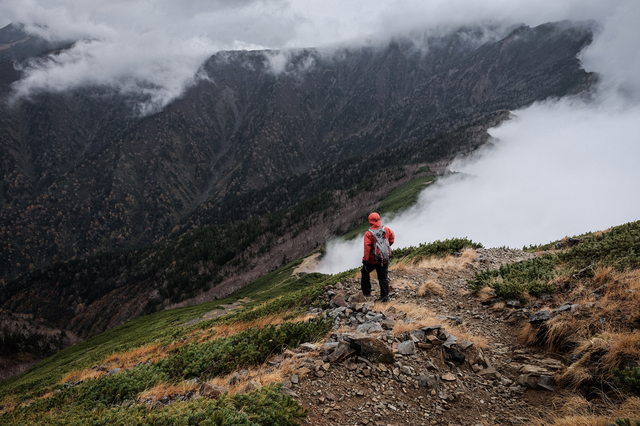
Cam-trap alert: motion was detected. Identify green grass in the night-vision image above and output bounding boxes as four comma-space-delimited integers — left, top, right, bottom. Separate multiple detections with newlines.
0, 258, 349, 407
342, 176, 437, 241
1, 384, 306, 426
469, 221, 640, 301
0, 299, 226, 402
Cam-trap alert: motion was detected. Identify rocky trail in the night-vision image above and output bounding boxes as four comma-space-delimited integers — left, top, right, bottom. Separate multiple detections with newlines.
278, 248, 570, 426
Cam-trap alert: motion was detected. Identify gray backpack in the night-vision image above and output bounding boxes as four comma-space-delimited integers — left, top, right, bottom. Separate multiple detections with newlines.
369, 227, 391, 264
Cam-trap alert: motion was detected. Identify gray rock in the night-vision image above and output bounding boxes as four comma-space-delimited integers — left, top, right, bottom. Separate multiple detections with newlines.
447, 346, 465, 364
240, 381, 262, 394
529, 310, 552, 324
552, 304, 572, 314
327, 342, 356, 363
397, 340, 416, 355
442, 335, 458, 349
200, 384, 227, 399
418, 374, 438, 389
410, 330, 425, 342
299, 343, 318, 352
345, 335, 394, 364
228, 372, 241, 385
107, 368, 121, 376
282, 387, 299, 398
458, 340, 473, 351
320, 342, 340, 352
506, 300, 521, 308
381, 319, 396, 330
537, 375, 555, 391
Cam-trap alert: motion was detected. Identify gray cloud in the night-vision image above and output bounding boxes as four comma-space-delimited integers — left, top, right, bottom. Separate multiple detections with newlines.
2, 0, 633, 113
317, 0, 640, 274
2, 0, 638, 269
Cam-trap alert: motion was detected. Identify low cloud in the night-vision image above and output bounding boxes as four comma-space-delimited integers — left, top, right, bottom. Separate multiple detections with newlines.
316, 0, 640, 274
1, 0, 632, 113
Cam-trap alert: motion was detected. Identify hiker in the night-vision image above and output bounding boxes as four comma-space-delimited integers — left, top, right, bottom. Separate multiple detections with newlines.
361, 212, 395, 302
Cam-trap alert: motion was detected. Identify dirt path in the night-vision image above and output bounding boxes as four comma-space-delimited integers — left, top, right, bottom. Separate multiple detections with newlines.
291, 248, 568, 426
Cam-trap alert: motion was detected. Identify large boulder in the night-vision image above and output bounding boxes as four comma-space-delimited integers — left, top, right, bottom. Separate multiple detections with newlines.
345, 335, 394, 364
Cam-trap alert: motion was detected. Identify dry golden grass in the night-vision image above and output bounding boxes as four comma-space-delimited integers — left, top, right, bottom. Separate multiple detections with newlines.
492, 302, 505, 312
60, 369, 104, 384
593, 265, 614, 287
529, 396, 640, 426
544, 316, 586, 352
389, 260, 412, 272
57, 343, 169, 388
194, 314, 288, 343
477, 286, 495, 302
559, 354, 592, 389
618, 397, 640, 419
139, 381, 200, 401
390, 249, 477, 272
519, 323, 539, 347
103, 343, 165, 369
416, 279, 444, 297
415, 250, 476, 270
600, 330, 640, 370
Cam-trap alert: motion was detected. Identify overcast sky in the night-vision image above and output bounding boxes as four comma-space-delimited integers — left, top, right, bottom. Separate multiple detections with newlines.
0, 0, 632, 111
1, 1, 639, 272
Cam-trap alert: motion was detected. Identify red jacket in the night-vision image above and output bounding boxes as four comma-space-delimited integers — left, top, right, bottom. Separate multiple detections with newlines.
363, 212, 395, 264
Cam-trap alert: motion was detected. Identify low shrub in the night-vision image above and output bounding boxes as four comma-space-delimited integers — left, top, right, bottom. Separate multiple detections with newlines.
613, 367, 640, 397
393, 238, 483, 262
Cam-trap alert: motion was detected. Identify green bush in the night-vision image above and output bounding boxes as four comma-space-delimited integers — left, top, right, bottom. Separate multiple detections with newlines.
615, 419, 640, 426
0, 384, 306, 426
613, 367, 640, 396
469, 221, 640, 301
159, 317, 331, 380
393, 238, 483, 262
468, 253, 557, 301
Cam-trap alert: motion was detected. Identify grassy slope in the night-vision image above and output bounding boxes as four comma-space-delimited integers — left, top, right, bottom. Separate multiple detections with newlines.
0, 172, 461, 424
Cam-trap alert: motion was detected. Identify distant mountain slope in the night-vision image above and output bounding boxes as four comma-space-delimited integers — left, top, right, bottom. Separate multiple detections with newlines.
0, 21, 593, 281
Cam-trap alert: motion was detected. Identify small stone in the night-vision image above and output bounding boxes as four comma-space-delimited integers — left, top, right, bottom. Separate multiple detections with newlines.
107, 368, 121, 376
200, 383, 227, 399
240, 381, 262, 394
418, 374, 438, 389
458, 340, 473, 351
529, 310, 552, 324
299, 343, 318, 352
441, 373, 456, 381
228, 372, 241, 385
397, 340, 416, 355
552, 304, 572, 314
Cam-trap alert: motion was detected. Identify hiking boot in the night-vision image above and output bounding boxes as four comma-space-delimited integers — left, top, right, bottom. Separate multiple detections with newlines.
376, 296, 389, 303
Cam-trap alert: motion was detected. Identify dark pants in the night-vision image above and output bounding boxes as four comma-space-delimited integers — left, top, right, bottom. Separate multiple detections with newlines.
361, 261, 389, 300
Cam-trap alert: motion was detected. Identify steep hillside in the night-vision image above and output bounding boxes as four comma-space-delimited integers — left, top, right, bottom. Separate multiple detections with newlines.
0, 108, 508, 380
0, 21, 593, 281
1, 222, 638, 425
